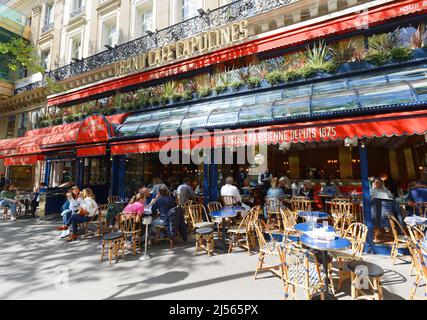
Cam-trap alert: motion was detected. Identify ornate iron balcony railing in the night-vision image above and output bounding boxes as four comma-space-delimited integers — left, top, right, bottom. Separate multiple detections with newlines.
44, 0, 295, 84
41, 23, 53, 34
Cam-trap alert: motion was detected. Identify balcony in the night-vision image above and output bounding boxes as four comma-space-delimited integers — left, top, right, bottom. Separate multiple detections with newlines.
0, 3, 30, 39
41, 23, 54, 34
70, 6, 84, 19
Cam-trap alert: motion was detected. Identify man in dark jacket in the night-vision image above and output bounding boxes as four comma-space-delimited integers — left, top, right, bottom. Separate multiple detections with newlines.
150, 186, 176, 233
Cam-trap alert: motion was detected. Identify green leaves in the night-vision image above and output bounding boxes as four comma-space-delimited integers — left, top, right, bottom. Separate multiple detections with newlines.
0, 38, 44, 76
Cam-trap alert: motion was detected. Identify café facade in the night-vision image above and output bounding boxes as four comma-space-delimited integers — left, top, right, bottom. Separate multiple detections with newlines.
0, 0, 426, 248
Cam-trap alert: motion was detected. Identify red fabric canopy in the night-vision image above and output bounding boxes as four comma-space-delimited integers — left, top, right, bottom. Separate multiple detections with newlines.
76, 144, 107, 157
110, 110, 427, 155
0, 114, 129, 157
3, 155, 44, 166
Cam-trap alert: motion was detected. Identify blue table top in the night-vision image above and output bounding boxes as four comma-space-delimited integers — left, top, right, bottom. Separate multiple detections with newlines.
300, 234, 351, 251
294, 223, 335, 233
298, 211, 329, 218
210, 206, 244, 218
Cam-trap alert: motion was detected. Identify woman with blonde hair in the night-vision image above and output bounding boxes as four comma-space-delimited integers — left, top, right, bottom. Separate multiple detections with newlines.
57, 188, 98, 242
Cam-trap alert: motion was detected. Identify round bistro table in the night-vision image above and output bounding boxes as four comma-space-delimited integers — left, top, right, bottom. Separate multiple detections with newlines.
210, 206, 243, 252
300, 233, 351, 300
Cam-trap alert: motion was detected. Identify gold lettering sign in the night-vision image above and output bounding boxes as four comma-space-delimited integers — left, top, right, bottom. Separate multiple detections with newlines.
115, 20, 249, 77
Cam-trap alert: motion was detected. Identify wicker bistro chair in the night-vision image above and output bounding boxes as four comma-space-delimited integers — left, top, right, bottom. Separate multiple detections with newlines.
280, 207, 299, 238
407, 224, 425, 243
265, 198, 284, 231
408, 240, 427, 300
207, 201, 222, 214
222, 195, 238, 206
180, 200, 193, 230
253, 220, 282, 279
188, 204, 215, 230
388, 215, 410, 265
0, 205, 9, 220
84, 204, 108, 239
290, 196, 312, 213
329, 222, 368, 289
413, 202, 427, 218
118, 214, 142, 256
195, 227, 215, 257
227, 206, 260, 255
277, 240, 325, 300
330, 199, 356, 235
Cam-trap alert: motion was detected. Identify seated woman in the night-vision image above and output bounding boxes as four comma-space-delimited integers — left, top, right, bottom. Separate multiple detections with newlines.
59, 186, 82, 238
0, 184, 19, 221
57, 188, 98, 242
123, 193, 146, 216
264, 178, 285, 219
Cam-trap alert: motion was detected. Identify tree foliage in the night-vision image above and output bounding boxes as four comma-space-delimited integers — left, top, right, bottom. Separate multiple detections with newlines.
0, 37, 44, 74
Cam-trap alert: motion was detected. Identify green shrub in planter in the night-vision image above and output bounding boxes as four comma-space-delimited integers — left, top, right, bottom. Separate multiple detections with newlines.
283, 70, 300, 82
365, 51, 391, 66
322, 61, 337, 73
150, 97, 160, 106
160, 95, 170, 105
172, 93, 182, 103
230, 81, 243, 91
247, 76, 261, 89
266, 70, 285, 85
198, 86, 212, 98
390, 47, 412, 61
215, 84, 227, 95
182, 91, 192, 101
53, 118, 62, 126
299, 65, 318, 78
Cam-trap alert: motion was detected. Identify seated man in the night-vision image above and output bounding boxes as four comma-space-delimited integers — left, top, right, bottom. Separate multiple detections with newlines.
176, 177, 195, 206
0, 184, 19, 221
150, 186, 176, 235
221, 177, 251, 216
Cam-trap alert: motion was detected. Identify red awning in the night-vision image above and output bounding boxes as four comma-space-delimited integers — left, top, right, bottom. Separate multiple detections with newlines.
0, 114, 129, 157
3, 155, 44, 166
47, 0, 427, 107
110, 110, 427, 155
76, 144, 107, 157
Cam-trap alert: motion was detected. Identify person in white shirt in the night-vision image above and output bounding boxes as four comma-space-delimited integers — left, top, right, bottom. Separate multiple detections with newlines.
221, 177, 242, 204
57, 188, 98, 242
221, 177, 251, 215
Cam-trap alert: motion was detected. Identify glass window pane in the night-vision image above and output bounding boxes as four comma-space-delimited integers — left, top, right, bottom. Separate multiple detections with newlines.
181, 115, 209, 130
209, 99, 231, 110
170, 106, 189, 117
135, 120, 161, 135
118, 123, 141, 136
187, 102, 211, 116
312, 91, 359, 113
312, 80, 348, 94
229, 95, 256, 107
158, 117, 185, 131
411, 79, 427, 101
150, 109, 171, 120
388, 65, 427, 83
348, 75, 387, 89
358, 83, 414, 107
238, 103, 272, 123
272, 97, 310, 119
207, 111, 239, 126
255, 90, 282, 103
124, 113, 152, 123
284, 85, 312, 98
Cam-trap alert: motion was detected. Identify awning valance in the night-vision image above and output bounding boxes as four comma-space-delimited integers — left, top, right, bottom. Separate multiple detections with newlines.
110, 110, 427, 155
3, 155, 44, 166
76, 144, 107, 157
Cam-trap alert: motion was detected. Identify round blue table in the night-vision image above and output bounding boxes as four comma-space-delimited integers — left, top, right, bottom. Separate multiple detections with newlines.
298, 211, 329, 219
300, 234, 350, 300
294, 223, 335, 234
210, 206, 243, 252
